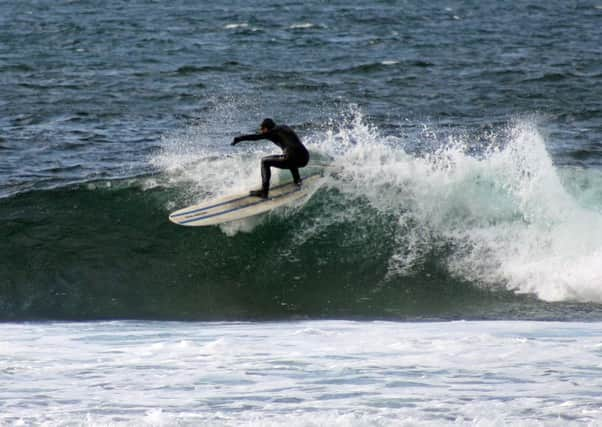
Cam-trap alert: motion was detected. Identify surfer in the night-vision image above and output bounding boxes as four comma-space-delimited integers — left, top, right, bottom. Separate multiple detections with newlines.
231, 118, 310, 199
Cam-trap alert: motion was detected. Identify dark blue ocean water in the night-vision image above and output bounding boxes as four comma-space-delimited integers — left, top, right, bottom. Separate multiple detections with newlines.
2, 0, 602, 320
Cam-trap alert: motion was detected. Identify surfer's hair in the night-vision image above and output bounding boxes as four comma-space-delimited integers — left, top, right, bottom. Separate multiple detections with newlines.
260, 118, 276, 130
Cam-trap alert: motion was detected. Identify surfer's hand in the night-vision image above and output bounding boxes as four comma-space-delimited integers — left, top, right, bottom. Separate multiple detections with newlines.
231, 137, 241, 146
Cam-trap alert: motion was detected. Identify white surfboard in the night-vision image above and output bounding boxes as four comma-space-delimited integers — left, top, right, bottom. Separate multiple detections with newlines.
169, 174, 321, 226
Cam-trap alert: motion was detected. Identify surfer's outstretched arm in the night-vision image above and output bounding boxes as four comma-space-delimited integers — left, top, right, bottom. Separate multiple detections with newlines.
231, 133, 267, 145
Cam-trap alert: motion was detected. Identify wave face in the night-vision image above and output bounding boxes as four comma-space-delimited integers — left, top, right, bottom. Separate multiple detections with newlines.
3, 111, 602, 320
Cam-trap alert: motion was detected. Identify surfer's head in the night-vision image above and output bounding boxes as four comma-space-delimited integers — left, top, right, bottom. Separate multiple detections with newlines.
260, 118, 276, 133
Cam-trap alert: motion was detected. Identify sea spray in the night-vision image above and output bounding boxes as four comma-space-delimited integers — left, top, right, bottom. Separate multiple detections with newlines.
317, 113, 602, 302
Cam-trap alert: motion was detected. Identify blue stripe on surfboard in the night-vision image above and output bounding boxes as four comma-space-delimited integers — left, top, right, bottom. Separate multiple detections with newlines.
179, 185, 307, 225
170, 193, 249, 218
171, 173, 321, 219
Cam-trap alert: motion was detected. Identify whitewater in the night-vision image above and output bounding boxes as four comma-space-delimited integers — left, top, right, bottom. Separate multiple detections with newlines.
3, 320, 602, 426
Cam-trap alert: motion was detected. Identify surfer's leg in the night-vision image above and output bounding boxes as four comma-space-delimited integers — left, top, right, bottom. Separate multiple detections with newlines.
258, 155, 288, 197
290, 168, 302, 185
290, 151, 308, 185
261, 159, 271, 192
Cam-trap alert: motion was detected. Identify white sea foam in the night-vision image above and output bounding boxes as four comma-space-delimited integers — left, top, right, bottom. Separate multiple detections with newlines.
289, 22, 317, 29
304, 109, 602, 303
224, 23, 248, 29
2, 320, 602, 426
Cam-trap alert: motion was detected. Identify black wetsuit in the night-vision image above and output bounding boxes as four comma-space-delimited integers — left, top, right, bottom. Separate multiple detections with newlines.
235, 125, 310, 193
